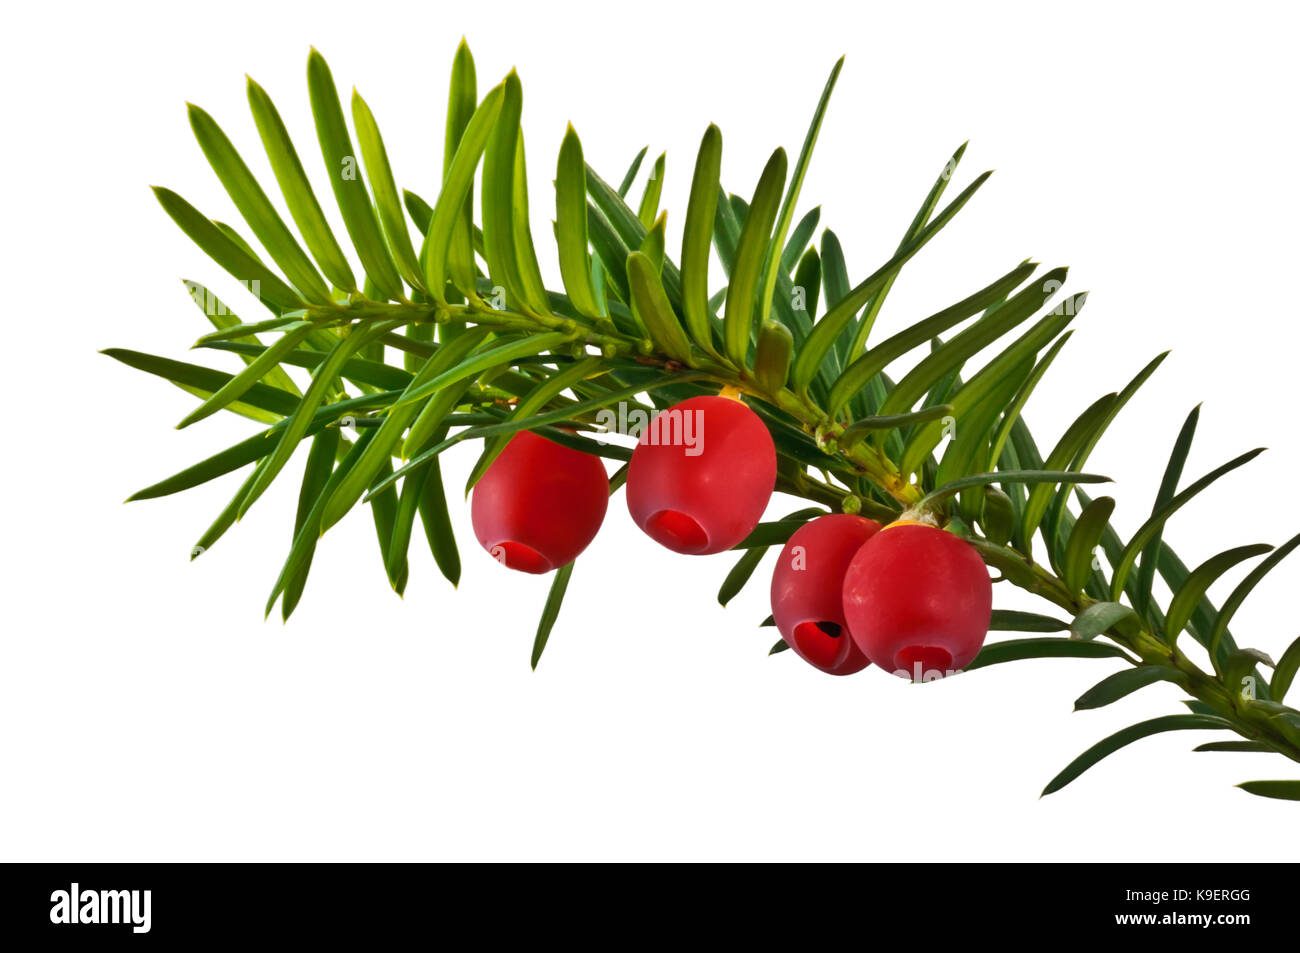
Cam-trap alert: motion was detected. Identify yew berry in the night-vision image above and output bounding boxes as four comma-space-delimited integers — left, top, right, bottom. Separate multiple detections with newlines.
770, 514, 882, 675
471, 430, 609, 574
841, 521, 992, 680
626, 394, 776, 555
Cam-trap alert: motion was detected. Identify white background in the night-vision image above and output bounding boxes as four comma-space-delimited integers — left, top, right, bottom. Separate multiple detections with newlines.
3, 0, 1299, 861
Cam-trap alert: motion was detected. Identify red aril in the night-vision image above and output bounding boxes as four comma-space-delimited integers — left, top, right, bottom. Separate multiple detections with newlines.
841, 520, 992, 680
770, 514, 882, 675
626, 394, 776, 555
471, 430, 609, 573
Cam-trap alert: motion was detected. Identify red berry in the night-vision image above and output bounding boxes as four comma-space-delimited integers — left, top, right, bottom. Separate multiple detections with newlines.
471, 430, 609, 573
770, 514, 882, 675
626, 395, 776, 555
841, 521, 992, 680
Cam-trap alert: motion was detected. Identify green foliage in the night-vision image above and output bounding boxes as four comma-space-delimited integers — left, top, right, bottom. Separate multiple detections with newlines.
118, 44, 1300, 800
1041, 715, 1233, 796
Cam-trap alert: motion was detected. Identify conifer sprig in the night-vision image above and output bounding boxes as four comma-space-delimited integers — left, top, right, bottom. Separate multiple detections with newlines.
113, 42, 1300, 801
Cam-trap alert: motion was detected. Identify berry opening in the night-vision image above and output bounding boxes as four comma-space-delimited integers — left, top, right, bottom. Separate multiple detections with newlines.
492, 541, 554, 574
645, 509, 710, 554
793, 620, 844, 670
894, 644, 954, 679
